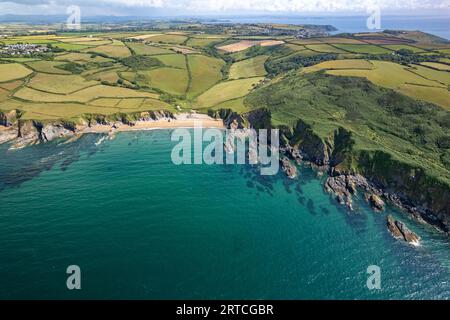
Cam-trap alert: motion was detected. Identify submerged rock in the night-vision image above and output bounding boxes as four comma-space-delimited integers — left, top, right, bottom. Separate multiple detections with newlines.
387, 215, 421, 245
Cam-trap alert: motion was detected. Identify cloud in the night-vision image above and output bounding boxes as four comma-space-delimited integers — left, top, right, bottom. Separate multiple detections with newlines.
0, 0, 449, 15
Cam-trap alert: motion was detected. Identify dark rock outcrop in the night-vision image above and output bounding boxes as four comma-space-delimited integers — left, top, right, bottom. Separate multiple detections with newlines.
387, 215, 421, 245
281, 156, 298, 179
367, 194, 385, 211
324, 175, 353, 209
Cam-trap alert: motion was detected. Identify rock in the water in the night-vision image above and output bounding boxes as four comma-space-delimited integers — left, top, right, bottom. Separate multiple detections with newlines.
367, 194, 385, 211
281, 156, 297, 179
387, 215, 420, 245
324, 175, 353, 210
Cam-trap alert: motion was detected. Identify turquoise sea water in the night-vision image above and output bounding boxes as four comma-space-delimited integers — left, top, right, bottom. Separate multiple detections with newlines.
0, 130, 449, 299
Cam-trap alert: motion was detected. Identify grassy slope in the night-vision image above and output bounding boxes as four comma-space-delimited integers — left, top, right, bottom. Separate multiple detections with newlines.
245, 72, 450, 187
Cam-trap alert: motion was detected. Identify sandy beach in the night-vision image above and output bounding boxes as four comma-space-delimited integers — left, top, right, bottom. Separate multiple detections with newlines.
79, 113, 225, 134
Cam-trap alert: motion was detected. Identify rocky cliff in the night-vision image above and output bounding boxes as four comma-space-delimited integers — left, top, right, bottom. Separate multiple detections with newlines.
212, 107, 449, 235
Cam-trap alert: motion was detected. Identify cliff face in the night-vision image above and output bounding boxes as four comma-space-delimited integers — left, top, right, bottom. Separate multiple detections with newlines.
357, 150, 450, 231
291, 121, 450, 234
220, 107, 449, 234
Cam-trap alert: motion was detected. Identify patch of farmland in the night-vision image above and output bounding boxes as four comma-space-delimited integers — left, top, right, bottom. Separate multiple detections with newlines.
229, 55, 268, 79
0, 63, 33, 82
25, 60, 72, 74
145, 34, 188, 44
89, 98, 122, 107
86, 42, 131, 58
139, 67, 189, 96
305, 60, 449, 109
166, 45, 198, 54
70, 40, 112, 46
260, 40, 285, 47
0, 57, 39, 62
87, 68, 126, 84
126, 33, 163, 40
324, 61, 445, 88
209, 97, 252, 114
126, 43, 174, 55
52, 42, 90, 51
0, 80, 23, 91
319, 37, 366, 44
58, 37, 106, 43
195, 77, 264, 108
284, 43, 307, 52
187, 55, 225, 98
288, 39, 324, 45
155, 54, 187, 69
136, 98, 172, 112
217, 41, 260, 53
332, 44, 393, 54
0, 88, 9, 102
398, 84, 450, 111
408, 65, 450, 86
302, 59, 374, 73
420, 62, 450, 71
54, 52, 113, 63
115, 98, 144, 109
305, 44, 347, 53
22, 103, 121, 120
381, 44, 425, 53
27, 73, 98, 94
14, 85, 158, 103
186, 37, 224, 47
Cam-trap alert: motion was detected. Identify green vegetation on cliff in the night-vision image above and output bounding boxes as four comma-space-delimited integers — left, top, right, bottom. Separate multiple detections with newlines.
245, 72, 450, 186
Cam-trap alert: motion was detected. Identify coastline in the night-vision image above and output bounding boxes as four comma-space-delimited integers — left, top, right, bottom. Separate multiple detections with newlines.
80, 115, 224, 134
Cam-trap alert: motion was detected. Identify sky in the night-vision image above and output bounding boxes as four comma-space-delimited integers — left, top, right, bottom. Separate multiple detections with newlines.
0, 0, 449, 16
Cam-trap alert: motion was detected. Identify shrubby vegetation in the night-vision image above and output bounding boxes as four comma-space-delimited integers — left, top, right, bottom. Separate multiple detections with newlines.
121, 55, 163, 70
246, 72, 450, 182
365, 49, 443, 65
265, 53, 338, 75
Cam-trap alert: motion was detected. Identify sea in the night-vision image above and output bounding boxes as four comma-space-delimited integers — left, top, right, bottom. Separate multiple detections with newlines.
213, 15, 450, 40
0, 130, 448, 299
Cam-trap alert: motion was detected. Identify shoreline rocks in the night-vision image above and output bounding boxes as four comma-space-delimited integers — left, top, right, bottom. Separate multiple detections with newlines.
367, 193, 385, 212
324, 175, 354, 210
387, 215, 421, 246
281, 156, 298, 179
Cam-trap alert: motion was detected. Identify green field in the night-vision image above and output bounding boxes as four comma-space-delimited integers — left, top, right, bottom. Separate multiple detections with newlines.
304, 60, 450, 110
85, 42, 131, 58
27, 73, 98, 94
186, 37, 225, 47
145, 34, 188, 45
333, 44, 393, 54
139, 67, 189, 96
156, 54, 187, 69
25, 60, 72, 74
126, 42, 174, 55
0, 63, 33, 82
305, 44, 347, 53
187, 55, 225, 98
229, 55, 268, 79
195, 77, 263, 108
